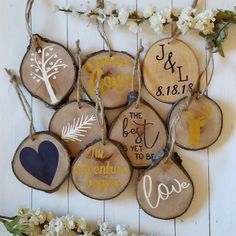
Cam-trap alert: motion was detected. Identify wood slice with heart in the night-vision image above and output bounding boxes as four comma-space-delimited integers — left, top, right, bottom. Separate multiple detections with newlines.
168, 95, 223, 150
20, 34, 77, 107
80, 50, 138, 108
71, 139, 132, 200
12, 132, 70, 193
109, 92, 167, 168
49, 101, 105, 158
137, 151, 194, 219
143, 38, 200, 104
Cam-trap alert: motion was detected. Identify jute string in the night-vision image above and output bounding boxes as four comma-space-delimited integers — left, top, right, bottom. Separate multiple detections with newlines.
25, 0, 34, 38
96, 19, 113, 57
131, 39, 144, 108
95, 73, 106, 145
5, 69, 36, 140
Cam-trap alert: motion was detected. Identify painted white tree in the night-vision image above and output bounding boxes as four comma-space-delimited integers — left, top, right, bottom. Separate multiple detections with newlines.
30, 45, 68, 104
61, 115, 97, 142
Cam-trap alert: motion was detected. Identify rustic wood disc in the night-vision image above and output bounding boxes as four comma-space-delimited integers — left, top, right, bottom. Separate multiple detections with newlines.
20, 34, 77, 107
81, 50, 138, 108
49, 100, 105, 158
168, 95, 223, 150
12, 132, 70, 193
71, 139, 132, 200
137, 152, 194, 219
142, 38, 200, 104
109, 93, 167, 168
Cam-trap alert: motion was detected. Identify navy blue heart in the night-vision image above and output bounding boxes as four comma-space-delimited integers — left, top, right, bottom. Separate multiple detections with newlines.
20, 141, 59, 186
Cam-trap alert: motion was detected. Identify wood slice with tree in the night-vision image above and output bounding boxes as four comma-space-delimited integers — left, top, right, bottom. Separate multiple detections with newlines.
12, 132, 70, 193
142, 38, 200, 104
20, 34, 77, 107
137, 151, 194, 219
49, 101, 105, 158
71, 139, 132, 200
168, 95, 223, 150
81, 50, 138, 108
109, 93, 167, 168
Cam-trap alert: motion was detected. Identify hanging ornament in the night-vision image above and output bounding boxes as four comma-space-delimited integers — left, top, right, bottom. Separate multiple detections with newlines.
80, 18, 138, 109
168, 94, 223, 150
136, 150, 194, 219
142, 38, 200, 104
20, 0, 76, 107
109, 41, 167, 168
6, 69, 70, 193
71, 74, 132, 200
167, 45, 223, 150
49, 41, 105, 158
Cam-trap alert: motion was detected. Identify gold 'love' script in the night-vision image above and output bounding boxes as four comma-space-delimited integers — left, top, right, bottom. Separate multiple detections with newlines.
142, 38, 199, 104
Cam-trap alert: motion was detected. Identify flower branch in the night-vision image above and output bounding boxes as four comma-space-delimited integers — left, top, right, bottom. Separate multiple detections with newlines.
57, 1, 236, 56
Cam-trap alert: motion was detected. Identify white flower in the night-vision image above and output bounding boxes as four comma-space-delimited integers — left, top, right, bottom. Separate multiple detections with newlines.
159, 9, 172, 23
105, 1, 117, 15
97, 9, 106, 23
176, 7, 197, 34
108, 15, 119, 29
149, 13, 164, 32
116, 224, 129, 236
76, 218, 88, 232
143, 5, 156, 18
118, 8, 129, 24
172, 8, 181, 18
194, 9, 217, 35
128, 21, 142, 33
61, 215, 75, 231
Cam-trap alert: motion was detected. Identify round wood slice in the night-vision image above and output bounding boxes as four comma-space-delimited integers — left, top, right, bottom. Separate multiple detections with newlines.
143, 38, 200, 104
137, 152, 194, 219
109, 94, 167, 168
20, 34, 77, 107
168, 95, 223, 150
12, 132, 70, 193
81, 50, 138, 108
49, 101, 105, 158
71, 139, 132, 200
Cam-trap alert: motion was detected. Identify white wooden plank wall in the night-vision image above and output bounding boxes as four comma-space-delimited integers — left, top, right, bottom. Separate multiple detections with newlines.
0, 0, 236, 235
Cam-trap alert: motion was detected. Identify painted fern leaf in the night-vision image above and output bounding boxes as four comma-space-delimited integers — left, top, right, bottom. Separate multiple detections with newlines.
61, 115, 96, 142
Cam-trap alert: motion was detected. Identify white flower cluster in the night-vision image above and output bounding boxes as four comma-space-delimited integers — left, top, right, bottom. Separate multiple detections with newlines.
14, 208, 146, 236
62, 2, 218, 36
98, 221, 144, 236
17, 208, 91, 236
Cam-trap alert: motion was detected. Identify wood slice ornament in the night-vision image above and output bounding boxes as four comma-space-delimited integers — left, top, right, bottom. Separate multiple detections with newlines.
71, 139, 132, 200
142, 38, 200, 104
5, 69, 70, 193
80, 50, 138, 108
49, 101, 105, 158
12, 132, 70, 193
71, 74, 132, 200
109, 93, 167, 168
20, 34, 76, 107
168, 94, 223, 150
109, 42, 167, 168
137, 150, 194, 219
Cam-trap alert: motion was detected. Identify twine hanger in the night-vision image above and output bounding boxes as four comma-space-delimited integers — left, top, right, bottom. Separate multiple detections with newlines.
95, 72, 106, 146
96, 0, 113, 56
25, 0, 34, 38
5, 69, 36, 141
131, 39, 144, 108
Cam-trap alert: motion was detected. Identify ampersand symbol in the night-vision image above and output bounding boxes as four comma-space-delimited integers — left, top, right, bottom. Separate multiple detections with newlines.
164, 52, 176, 73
